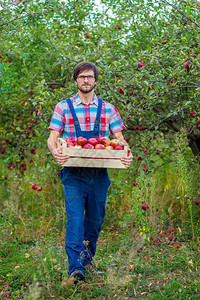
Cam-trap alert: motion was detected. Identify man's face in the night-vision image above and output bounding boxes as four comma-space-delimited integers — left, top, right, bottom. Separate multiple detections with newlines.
75, 69, 96, 94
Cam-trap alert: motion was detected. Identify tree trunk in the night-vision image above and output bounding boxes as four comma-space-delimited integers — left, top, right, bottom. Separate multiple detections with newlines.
187, 133, 200, 163
153, 106, 200, 163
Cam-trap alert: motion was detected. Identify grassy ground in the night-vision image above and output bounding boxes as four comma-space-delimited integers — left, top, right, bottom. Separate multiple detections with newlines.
1, 218, 200, 299
0, 174, 200, 299
1, 141, 200, 299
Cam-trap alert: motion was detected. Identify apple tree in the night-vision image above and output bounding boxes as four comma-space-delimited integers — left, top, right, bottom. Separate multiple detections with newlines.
0, 0, 200, 170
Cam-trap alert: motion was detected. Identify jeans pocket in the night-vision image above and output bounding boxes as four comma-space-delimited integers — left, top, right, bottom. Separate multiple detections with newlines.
60, 167, 71, 185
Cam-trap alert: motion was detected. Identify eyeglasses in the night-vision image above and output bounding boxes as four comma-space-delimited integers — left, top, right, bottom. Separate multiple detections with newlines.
77, 75, 95, 81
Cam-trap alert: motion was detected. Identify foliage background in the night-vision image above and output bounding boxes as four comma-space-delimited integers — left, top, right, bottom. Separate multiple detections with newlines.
0, 0, 200, 299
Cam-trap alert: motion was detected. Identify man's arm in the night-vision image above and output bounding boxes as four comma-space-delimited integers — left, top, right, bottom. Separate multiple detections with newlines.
113, 131, 133, 168
47, 130, 69, 165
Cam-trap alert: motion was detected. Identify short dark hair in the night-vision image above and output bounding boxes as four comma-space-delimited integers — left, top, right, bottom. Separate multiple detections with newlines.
73, 62, 99, 81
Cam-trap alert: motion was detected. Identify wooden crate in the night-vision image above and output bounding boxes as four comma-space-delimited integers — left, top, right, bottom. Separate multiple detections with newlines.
57, 138, 128, 169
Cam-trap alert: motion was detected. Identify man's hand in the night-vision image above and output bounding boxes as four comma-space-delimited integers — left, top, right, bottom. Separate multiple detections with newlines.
121, 148, 133, 168
47, 131, 69, 166
113, 131, 133, 168
52, 147, 69, 166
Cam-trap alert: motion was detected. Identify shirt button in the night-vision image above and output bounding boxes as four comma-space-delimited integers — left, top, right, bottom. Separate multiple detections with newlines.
87, 118, 90, 121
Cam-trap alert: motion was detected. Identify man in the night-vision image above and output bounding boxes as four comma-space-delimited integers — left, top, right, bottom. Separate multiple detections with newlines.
47, 62, 133, 283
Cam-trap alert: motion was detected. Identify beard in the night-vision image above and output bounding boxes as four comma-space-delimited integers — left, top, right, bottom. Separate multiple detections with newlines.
77, 83, 96, 94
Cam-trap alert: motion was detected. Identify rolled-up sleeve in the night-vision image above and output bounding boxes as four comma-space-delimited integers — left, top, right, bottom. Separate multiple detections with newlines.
49, 104, 65, 133
109, 105, 125, 134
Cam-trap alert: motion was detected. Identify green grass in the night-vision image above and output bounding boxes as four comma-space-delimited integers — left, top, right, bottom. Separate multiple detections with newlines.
1, 139, 200, 299
1, 205, 200, 299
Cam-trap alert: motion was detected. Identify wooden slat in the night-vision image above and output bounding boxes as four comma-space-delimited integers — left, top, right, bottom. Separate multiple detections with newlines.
57, 137, 128, 169
62, 157, 127, 169
63, 147, 127, 158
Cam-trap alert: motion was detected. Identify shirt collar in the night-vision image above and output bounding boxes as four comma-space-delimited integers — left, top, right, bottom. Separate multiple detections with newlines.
74, 93, 98, 106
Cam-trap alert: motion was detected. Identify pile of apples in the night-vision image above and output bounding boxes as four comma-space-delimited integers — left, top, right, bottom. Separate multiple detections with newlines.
66, 136, 125, 150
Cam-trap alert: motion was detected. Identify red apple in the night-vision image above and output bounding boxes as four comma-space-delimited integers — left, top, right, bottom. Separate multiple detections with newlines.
162, 230, 167, 235
85, 33, 90, 38
184, 61, 192, 70
139, 126, 145, 131
32, 184, 37, 190
168, 235, 174, 241
144, 148, 149, 153
1, 148, 5, 154
30, 148, 36, 154
155, 237, 161, 243
37, 186, 42, 191
110, 139, 120, 148
117, 26, 122, 30
2, 140, 6, 145
67, 142, 75, 148
174, 243, 180, 249
100, 137, 110, 147
168, 227, 175, 233
129, 91, 134, 96
143, 256, 150, 261
105, 146, 114, 150
193, 54, 197, 58
20, 162, 26, 167
119, 88, 124, 94
137, 156, 142, 161
142, 167, 148, 173
0, 54, 3, 58
189, 111, 196, 117
95, 144, 105, 149
133, 181, 138, 186
77, 136, 88, 146
137, 62, 144, 68
66, 137, 76, 144
88, 137, 98, 146
23, 166, 27, 171
141, 203, 149, 210
194, 199, 200, 205
93, 136, 101, 143
154, 237, 161, 244
4, 291, 11, 298
83, 143, 94, 149
115, 144, 124, 150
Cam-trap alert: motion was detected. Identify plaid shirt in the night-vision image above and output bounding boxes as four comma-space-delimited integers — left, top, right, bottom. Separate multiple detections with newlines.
49, 93, 125, 139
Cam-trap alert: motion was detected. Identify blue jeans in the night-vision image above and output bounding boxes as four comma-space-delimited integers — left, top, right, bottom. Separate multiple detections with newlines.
61, 167, 111, 275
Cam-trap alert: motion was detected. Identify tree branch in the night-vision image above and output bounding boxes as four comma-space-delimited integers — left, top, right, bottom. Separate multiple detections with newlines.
161, 0, 200, 28
0, 10, 52, 27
